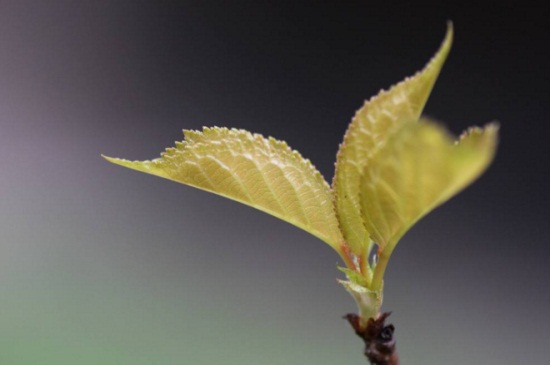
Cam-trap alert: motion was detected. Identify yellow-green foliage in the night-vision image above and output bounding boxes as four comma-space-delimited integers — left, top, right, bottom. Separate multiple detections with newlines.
104, 128, 344, 253
104, 23, 498, 318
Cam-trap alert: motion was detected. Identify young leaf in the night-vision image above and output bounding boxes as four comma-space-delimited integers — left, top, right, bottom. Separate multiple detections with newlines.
333, 23, 453, 256
103, 127, 345, 253
360, 120, 499, 256
104, 25, 500, 340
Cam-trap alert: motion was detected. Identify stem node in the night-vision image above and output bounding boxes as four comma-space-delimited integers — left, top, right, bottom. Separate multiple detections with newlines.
344, 312, 399, 365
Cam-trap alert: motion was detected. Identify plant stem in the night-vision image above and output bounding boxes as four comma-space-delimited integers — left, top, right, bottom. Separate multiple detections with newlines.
340, 244, 359, 271
371, 232, 404, 292
360, 250, 372, 285
345, 312, 399, 364
371, 248, 390, 292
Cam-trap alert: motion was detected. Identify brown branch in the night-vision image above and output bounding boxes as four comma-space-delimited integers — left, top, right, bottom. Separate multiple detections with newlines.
344, 312, 399, 365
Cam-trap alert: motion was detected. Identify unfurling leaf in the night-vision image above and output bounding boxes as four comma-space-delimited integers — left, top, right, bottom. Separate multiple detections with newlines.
105, 23, 499, 326
360, 120, 499, 254
333, 23, 453, 256
103, 127, 345, 253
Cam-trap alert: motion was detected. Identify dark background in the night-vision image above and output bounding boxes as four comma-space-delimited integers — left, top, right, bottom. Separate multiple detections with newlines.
1, 1, 548, 364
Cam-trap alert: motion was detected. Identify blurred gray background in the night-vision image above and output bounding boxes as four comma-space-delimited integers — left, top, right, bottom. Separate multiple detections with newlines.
1, 1, 548, 364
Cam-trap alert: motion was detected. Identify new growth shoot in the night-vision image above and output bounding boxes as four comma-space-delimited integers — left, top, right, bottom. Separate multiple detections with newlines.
104, 23, 498, 364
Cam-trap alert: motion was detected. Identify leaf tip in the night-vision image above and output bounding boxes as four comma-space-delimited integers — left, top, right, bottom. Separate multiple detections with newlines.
428, 21, 454, 69
101, 154, 121, 164
101, 154, 134, 168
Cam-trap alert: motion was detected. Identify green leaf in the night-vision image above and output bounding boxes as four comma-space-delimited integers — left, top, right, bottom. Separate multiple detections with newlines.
337, 265, 369, 287
360, 119, 499, 254
103, 127, 345, 253
332, 23, 453, 256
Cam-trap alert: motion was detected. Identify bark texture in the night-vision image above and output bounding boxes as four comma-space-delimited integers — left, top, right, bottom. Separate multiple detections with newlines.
344, 312, 399, 365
